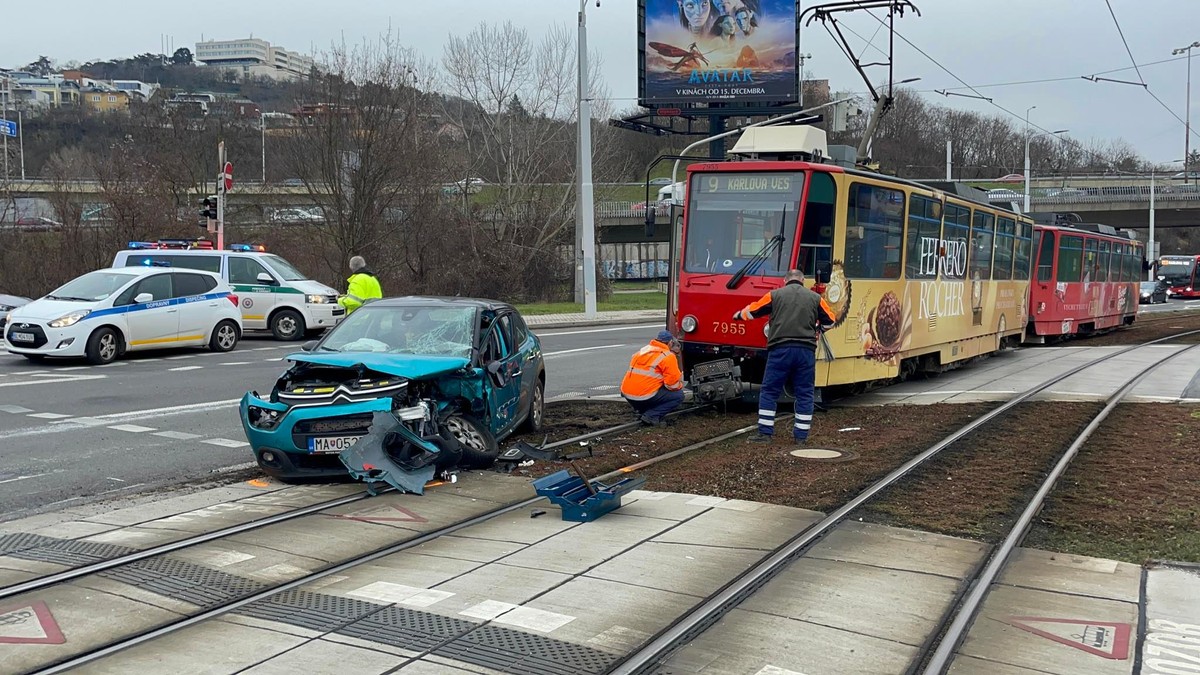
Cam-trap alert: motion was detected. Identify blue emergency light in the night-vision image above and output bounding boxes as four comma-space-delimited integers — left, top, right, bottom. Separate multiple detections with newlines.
128, 241, 155, 249
229, 243, 266, 252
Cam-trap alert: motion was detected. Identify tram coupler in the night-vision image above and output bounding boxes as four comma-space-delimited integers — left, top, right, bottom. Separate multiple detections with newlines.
688, 358, 742, 404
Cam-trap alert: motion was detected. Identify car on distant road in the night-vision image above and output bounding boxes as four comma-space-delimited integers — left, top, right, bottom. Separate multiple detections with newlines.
280, 178, 306, 187
994, 173, 1024, 182
240, 296, 545, 482
0, 294, 31, 339
649, 177, 673, 185
15, 216, 62, 229
1140, 280, 1169, 304
4, 267, 242, 364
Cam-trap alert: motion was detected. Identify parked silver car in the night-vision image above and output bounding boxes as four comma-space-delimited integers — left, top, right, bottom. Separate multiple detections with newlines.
0, 294, 32, 338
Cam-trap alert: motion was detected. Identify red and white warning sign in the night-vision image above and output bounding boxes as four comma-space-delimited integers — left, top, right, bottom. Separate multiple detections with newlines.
332, 503, 427, 524
0, 600, 65, 644
1005, 616, 1131, 660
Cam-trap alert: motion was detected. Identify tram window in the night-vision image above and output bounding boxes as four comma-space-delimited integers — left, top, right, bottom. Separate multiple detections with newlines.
1013, 222, 1033, 281
684, 172, 803, 275
1058, 235, 1084, 282
1116, 243, 1130, 281
1083, 239, 1099, 283
941, 203, 970, 280
846, 183, 905, 279
905, 194, 943, 279
797, 172, 835, 277
970, 212, 995, 280
1109, 243, 1123, 281
1097, 241, 1111, 282
994, 217, 1016, 280
1036, 230, 1055, 282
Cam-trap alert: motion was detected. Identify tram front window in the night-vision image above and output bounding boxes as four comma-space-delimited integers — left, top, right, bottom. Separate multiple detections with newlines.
685, 172, 804, 275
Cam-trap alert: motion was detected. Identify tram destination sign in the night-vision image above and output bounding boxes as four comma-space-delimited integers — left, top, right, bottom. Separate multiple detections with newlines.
697, 173, 802, 195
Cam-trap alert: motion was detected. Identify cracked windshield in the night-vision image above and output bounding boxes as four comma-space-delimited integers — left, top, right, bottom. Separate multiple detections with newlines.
317, 306, 475, 357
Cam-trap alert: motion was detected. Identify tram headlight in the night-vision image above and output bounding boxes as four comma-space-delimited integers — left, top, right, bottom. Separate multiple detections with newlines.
681, 315, 698, 333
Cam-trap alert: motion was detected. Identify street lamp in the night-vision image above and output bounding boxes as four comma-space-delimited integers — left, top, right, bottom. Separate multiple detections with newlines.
1024, 128, 1068, 213
575, 0, 599, 317
1171, 41, 1199, 182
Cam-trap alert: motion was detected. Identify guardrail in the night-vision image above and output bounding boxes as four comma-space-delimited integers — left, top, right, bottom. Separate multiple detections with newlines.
1026, 184, 1200, 205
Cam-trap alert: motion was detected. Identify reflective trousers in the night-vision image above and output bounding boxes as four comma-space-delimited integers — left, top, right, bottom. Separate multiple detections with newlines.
625, 387, 684, 423
757, 344, 816, 440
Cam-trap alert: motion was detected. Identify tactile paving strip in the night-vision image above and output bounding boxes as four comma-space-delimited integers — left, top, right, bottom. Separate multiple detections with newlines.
336, 604, 479, 652
98, 556, 268, 608
238, 589, 386, 632
1, 533, 138, 567
434, 624, 617, 675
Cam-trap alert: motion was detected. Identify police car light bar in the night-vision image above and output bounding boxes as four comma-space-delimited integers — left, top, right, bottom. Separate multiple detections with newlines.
126, 239, 215, 251
229, 243, 267, 252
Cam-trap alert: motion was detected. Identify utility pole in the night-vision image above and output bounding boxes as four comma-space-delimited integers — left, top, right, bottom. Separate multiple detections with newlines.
574, 0, 598, 318
945, 140, 952, 180
1172, 41, 1199, 183
1149, 167, 1156, 281
261, 111, 267, 182
217, 141, 226, 250
18, 110, 25, 181
798, 53, 812, 107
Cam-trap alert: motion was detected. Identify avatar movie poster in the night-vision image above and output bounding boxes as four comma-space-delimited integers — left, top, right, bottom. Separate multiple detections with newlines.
640, 0, 798, 105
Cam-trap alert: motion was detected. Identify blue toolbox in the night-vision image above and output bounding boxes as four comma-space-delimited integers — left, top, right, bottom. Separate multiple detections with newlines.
531, 468, 646, 523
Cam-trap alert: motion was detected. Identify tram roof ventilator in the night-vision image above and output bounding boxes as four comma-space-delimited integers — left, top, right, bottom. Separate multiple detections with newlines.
728, 126, 841, 164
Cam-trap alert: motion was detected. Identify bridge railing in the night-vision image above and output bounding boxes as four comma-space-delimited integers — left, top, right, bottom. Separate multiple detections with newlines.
1029, 184, 1200, 205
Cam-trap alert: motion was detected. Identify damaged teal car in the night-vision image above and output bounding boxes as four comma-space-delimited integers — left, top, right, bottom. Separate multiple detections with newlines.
240, 297, 545, 491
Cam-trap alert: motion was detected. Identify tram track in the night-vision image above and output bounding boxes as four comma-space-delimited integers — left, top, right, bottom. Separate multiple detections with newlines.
8, 405, 748, 675
606, 328, 1200, 675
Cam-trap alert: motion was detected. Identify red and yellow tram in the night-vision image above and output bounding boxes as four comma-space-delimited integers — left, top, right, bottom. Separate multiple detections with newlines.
667, 127, 1035, 393
1157, 254, 1200, 298
1025, 224, 1141, 341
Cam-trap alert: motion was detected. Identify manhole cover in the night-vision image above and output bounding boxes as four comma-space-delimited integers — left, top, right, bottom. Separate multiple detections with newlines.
789, 448, 857, 462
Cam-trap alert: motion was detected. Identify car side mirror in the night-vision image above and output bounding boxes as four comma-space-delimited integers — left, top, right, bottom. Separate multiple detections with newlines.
816, 262, 832, 285
256, 272, 277, 285
300, 340, 318, 352
134, 292, 154, 304
486, 360, 507, 387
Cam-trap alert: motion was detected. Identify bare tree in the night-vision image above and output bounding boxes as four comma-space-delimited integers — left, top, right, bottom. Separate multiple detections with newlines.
279, 31, 446, 284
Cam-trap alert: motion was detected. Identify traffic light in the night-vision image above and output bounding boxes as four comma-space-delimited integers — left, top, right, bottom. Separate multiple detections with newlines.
830, 101, 861, 133
199, 195, 218, 231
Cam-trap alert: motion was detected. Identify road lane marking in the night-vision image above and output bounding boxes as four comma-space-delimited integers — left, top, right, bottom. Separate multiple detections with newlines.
0, 374, 107, 388
0, 405, 34, 413
164, 355, 197, 360
108, 424, 156, 433
27, 412, 71, 419
537, 325, 660, 337
0, 473, 49, 485
92, 399, 243, 421
543, 344, 629, 358
168, 366, 204, 372
153, 431, 203, 440
202, 438, 250, 448
220, 362, 253, 366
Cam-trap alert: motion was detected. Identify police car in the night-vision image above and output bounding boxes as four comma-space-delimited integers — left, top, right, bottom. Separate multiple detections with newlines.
4, 267, 242, 365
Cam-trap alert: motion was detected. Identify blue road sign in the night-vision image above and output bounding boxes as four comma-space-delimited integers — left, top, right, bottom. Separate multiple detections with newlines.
0, 119, 16, 138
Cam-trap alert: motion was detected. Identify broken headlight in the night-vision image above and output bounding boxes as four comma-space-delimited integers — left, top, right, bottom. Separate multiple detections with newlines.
247, 405, 282, 430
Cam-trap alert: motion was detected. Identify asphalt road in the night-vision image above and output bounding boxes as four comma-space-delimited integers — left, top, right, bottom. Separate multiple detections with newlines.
0, 323, 659, 520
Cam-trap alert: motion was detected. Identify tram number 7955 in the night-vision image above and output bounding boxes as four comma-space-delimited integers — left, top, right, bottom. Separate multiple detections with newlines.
712, 321, 746, 335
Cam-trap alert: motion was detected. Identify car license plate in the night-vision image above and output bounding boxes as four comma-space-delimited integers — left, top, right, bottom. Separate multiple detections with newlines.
308, 435, 361, 453
9, 332, 34, 343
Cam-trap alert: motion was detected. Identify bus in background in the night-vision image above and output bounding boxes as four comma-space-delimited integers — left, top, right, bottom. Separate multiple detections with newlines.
1157, 254, 1200, 298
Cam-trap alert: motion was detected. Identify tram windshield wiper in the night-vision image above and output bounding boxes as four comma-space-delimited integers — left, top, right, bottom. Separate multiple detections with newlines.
726, 233, 784, 290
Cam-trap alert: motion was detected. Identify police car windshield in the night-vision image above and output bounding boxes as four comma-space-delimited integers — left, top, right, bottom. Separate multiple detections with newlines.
261, 254, 307, 281
48, 271, 135, 302
318, 306, 475, 359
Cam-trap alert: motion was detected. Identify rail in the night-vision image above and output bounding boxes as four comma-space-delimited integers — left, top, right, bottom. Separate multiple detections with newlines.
607, 328, 1200, 674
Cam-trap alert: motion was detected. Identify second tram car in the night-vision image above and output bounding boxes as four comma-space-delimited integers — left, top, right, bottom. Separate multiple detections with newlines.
1157, 254, 1200, 298
668, 126, 1034, 393
1025, 224, 1142, 341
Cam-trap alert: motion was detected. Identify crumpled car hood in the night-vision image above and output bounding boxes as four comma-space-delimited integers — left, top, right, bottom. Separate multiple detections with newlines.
286, 352, 472, 379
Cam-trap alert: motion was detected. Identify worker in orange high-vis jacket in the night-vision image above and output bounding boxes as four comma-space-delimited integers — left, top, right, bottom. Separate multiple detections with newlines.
733, 269, 837, 444
620, 330, 685, 426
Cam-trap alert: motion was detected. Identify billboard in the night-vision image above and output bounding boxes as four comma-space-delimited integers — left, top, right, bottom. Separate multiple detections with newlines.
639, 0, 798, 107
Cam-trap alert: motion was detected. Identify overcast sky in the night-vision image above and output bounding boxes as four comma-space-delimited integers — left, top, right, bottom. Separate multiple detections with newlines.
3, 0, 1199, 170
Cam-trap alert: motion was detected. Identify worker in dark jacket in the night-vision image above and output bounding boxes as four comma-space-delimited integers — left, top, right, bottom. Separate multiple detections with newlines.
733, 269, 837, 443
338, 256, 383, 315
620, 330, 685, 426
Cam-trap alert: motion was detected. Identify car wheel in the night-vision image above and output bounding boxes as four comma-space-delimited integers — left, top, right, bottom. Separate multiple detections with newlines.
270, 309, 304, 341
210, 320, 240, 352
444, 414, 499, 469
86, 327, 120, 365
520, 376, 545, 433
